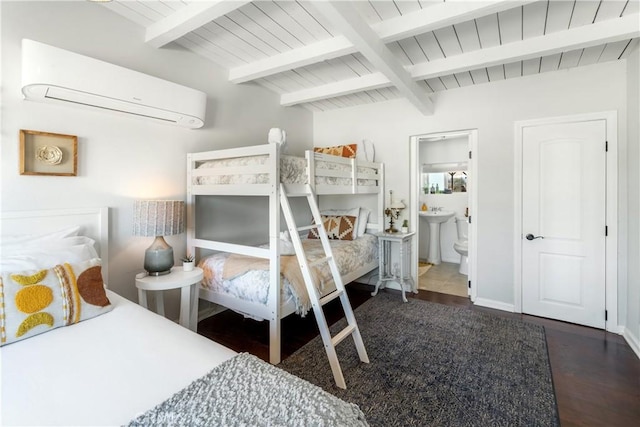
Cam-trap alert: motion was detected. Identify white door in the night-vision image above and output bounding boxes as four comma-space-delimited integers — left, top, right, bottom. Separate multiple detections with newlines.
521, 120, 606, 328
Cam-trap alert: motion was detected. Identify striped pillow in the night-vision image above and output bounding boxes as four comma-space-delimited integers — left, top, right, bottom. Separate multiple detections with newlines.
308, 215, 357, 241
0, 258, 112, 346
313, 144, 357, 159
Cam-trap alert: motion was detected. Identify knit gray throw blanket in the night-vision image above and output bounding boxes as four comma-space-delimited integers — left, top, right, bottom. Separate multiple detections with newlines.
126, 353, 368, 427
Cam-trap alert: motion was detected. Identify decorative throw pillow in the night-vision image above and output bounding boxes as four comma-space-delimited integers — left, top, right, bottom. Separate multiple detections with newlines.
0, 258, 112, 346
320, 207, 360, 238
313, 144, 358, 159
308, 215, 357, 241
321, 207, 371, 237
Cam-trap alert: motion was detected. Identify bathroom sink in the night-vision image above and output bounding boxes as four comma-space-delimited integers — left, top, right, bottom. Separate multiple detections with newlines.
419, 211, 455, 264
419, 210, 455, 224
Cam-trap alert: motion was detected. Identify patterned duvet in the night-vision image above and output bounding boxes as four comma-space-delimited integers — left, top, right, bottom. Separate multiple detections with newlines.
194, 154, 377, 186
199, 234, 378, 317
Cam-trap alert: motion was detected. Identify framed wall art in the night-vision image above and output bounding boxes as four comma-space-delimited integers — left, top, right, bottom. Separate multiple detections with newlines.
20, 129, 77, 176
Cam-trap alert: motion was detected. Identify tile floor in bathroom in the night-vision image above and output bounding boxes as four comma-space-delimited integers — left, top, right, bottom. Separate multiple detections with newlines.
418, 261, 469, 297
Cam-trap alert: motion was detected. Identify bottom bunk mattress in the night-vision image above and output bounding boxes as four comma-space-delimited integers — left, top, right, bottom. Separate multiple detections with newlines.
199, 234, 377, 316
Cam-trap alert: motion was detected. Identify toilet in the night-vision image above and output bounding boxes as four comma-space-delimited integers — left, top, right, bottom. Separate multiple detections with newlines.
454, 216, 468, 275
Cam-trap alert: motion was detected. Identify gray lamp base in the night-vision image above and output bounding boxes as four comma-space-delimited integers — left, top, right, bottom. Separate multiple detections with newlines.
144, 236, 174, 276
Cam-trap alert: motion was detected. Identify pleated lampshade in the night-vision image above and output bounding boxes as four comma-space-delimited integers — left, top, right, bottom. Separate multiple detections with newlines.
133, 200, 185, 276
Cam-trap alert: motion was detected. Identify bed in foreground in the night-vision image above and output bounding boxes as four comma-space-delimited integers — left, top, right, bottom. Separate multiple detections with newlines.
188, 143, 384, 366
0, 207, 368, 426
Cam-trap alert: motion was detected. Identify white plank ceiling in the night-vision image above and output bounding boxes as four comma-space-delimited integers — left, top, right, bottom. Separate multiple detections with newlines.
102, 0, 640, 114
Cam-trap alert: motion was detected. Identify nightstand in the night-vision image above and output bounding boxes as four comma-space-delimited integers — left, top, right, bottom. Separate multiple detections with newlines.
135, 266, 203, 332
372, 231, 416, 302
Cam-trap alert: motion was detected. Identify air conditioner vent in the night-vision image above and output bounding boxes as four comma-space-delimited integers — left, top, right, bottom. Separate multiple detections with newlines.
21, 39, 206, 129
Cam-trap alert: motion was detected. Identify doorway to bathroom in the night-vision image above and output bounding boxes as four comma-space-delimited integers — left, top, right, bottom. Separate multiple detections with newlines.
409, 130, 478, 300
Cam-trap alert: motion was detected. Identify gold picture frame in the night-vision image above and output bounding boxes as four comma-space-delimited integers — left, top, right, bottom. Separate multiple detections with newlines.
20, 129, 78, 176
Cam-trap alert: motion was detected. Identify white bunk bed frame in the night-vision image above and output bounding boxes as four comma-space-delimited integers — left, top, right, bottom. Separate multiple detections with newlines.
186, 143, 384, 364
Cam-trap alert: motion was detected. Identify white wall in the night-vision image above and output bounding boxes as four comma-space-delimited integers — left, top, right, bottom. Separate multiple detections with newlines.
314, 60, 628, 309
0, 2, 313, 313
626, 44, 640, 355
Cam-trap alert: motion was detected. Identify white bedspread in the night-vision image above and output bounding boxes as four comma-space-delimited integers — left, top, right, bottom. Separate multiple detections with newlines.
0, 290, 236, 426
200, 234, 378, 316
194, 154, 377, 186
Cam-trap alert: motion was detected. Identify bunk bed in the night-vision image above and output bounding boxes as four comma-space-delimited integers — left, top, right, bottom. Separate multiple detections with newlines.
187, 143, 384, 364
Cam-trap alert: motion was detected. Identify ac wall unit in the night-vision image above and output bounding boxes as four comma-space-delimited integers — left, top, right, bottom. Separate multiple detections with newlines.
21, 39, 206, 129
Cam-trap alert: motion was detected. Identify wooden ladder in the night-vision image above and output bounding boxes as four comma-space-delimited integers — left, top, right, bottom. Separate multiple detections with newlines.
279, 183, 369, 389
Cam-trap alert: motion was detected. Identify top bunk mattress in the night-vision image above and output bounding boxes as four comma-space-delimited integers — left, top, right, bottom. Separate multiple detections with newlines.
193, 154, 377, 186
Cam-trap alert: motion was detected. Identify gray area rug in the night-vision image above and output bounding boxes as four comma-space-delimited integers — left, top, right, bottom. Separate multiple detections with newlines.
279, 293, 559, 427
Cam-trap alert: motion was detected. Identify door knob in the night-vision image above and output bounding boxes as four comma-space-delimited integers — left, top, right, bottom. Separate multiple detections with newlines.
525, 233, 544, 240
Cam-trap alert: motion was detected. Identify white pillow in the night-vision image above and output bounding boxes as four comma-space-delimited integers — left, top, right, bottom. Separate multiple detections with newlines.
268, 128, 287, 154
320, 207, 363, 238
279, 231, 296, 256
1, 235, 95, 253
1, 226, 80, 247
357, 208, 372, 236
355, 140, 375, 162
0, 240, 98, 273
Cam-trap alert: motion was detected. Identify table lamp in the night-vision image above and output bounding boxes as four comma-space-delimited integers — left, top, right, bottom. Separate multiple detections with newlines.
133, 200, 184, 276
384, 190, 405, 233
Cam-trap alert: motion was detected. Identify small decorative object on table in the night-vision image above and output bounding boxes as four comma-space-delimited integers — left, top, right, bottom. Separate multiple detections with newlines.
401, 220, 409, 234
182, 253, 195, 272
384, 190, 405, 233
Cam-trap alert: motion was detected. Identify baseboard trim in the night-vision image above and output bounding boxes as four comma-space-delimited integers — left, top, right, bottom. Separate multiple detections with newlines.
607, 324, 625, 335
473, 298, 515, 313
623, 327, 640, 359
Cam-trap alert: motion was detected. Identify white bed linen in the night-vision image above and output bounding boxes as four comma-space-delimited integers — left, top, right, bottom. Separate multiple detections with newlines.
194, 154, 377, 186
0, 290, 236, 427
200, 234, 378, 315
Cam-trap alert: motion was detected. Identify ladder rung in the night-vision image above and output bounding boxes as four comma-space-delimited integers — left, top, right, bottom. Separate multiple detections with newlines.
319, 289, 343, 305
309, 256, 331, 268
331, 324, 356, 347
297, 224, 318, 232
279, 183, 368, 389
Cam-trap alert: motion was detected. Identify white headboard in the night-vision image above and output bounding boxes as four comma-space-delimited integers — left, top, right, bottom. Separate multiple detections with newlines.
0, 207, 109, 284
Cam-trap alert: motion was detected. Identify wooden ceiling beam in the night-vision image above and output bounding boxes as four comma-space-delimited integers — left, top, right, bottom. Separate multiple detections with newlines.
229, 37, 356, 84
146, 1, 250, 48
374, 0, 535, 43
309, 1, 433, 115
230, 0, 526, 84
281, 72, 390, 106
278, 12, 639, 107
410, 13, 640, 80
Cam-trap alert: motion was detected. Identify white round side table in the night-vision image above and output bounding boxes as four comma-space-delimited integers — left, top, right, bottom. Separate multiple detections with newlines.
135, 266, 203, 332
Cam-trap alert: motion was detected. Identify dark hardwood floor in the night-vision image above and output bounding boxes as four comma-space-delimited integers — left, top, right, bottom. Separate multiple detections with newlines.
197, 283, 640, 426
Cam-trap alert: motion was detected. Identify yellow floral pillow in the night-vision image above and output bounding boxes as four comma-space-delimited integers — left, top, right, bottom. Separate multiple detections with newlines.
0, 258, 112, 346
313, 144, 358, 159
308, 215, 357, 241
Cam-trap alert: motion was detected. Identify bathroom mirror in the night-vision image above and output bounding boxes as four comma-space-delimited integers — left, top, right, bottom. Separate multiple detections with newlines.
422, 162, 467, 194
